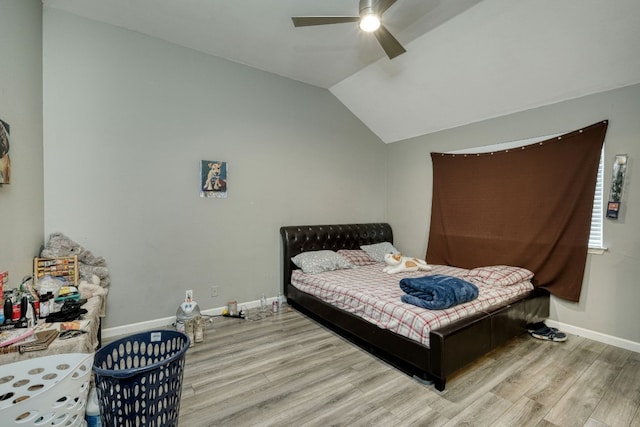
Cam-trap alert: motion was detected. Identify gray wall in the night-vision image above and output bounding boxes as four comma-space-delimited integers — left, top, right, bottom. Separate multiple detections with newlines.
0, 0, 44, 284
387, 84, 640, 345
42, 9, 388, 329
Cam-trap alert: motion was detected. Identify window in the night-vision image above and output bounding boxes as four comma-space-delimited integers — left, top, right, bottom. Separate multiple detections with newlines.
589, 147, 604, 249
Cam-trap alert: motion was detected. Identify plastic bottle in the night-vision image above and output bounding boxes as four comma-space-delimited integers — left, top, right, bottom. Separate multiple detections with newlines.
277, 293, 284, 311
86, 386, 102, 427
26, 303, 35, 327
39, 294, 50, 319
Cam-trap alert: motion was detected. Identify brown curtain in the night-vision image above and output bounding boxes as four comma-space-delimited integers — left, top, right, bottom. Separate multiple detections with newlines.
426, 121, 608, 302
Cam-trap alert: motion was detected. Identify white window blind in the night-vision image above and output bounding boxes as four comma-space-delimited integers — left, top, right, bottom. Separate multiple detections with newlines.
589, 147, 604, 249
450, 137, 604, 250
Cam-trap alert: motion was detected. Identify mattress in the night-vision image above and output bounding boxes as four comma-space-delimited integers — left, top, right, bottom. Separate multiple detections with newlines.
291, 264, 534, 347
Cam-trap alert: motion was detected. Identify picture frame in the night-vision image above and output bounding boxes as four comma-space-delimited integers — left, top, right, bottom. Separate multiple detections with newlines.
0, 118, 11, 185
200, 160, 228, 198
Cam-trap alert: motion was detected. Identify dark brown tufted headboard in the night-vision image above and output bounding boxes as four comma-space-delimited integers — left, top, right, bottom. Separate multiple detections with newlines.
279, 223, 393, 298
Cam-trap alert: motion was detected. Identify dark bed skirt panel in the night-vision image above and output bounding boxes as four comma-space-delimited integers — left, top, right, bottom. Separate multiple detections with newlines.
429, 312, 492, 382
288, 285, 432, 374
430, 289, 550, 383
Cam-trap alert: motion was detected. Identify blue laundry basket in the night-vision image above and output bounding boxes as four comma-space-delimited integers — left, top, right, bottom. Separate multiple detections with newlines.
92, 330, 189, 427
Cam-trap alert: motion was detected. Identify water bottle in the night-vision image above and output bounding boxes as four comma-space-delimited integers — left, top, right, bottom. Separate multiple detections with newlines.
86, 386, 102, 427
260, 294, 267, 313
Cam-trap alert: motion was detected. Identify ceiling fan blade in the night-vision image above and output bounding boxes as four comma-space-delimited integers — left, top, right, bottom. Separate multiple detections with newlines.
291, 16, 359, 27
375, 0, 397, 15
374, 24, 406, 59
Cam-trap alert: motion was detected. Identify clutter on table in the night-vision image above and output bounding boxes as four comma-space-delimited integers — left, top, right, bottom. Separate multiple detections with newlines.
0, 268, 89, 353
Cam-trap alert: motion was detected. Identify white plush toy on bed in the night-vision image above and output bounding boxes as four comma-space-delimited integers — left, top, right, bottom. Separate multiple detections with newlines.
383, 253, 433, 274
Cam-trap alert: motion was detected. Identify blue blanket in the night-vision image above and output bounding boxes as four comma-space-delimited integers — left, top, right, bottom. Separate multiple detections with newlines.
399, 274, 479, 310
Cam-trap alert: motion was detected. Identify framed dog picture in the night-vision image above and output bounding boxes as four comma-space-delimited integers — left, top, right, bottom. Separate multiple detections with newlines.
200, 160, 228, 198
0, 118, 10, 185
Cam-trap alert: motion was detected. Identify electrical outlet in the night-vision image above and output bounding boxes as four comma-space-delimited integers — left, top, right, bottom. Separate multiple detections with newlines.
210, 286, 219, 298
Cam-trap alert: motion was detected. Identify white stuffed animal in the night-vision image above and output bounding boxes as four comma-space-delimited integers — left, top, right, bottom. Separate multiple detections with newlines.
383, 253, 432, 274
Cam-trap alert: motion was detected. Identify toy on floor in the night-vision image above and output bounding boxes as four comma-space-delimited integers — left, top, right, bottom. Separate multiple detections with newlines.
175, 292, 204, 346
383, 253, 432, 274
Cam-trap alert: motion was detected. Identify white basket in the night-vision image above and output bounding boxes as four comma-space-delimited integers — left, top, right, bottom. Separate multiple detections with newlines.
0, 353, 94, 426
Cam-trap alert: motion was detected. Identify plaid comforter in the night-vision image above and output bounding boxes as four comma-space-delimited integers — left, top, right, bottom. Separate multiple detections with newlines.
291, 264, 533, 347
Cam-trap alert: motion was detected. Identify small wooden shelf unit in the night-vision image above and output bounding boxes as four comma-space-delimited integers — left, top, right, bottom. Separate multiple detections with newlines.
33, 256, 78, 286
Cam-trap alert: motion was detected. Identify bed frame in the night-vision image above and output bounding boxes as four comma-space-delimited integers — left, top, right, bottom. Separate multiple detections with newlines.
280, 223, 550, 391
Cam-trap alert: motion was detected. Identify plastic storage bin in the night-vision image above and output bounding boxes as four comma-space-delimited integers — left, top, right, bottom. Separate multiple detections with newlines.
0, 352, 94, 426
92, 330, 189, 427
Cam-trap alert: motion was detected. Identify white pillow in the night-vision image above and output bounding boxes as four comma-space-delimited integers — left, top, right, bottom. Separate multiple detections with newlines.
359, 242, 399, 262
292, 250, 354, 274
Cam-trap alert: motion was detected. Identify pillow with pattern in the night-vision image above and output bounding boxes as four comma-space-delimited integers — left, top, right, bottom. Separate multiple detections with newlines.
292, 250, 354, 274
359, 242, 399, 262
463, 265, 534, 286
337, 249, 377, 266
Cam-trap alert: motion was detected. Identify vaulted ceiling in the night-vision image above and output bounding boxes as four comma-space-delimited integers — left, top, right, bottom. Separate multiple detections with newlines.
42, 0, 640, 143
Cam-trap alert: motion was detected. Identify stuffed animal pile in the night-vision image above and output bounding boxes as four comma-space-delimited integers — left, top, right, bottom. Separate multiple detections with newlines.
41, 232, 110, 287
383, 253, 432, 274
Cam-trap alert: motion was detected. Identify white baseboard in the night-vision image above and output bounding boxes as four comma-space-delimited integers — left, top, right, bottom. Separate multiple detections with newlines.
545, 320, 640, 353
102, 298, 273, 340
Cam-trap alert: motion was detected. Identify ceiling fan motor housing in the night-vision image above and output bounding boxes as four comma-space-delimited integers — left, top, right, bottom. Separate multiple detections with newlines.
359, 0, 380, 32
359, 0, 376, 17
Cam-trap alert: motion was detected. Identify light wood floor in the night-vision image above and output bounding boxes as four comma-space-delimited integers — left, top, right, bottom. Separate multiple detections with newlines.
174, 307, 640, 427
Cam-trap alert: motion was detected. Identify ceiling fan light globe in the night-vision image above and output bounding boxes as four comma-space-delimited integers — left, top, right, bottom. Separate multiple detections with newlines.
359, 13, 380, 32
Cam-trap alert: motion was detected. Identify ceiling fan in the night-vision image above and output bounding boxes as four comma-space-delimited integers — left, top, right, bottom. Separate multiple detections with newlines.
291, 0, 406, 60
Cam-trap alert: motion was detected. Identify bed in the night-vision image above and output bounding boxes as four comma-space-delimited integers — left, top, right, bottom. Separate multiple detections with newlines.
280, 223, 550, 391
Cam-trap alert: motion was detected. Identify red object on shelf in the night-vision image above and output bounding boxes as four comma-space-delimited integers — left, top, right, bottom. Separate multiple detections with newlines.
12, 304, 20, 321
